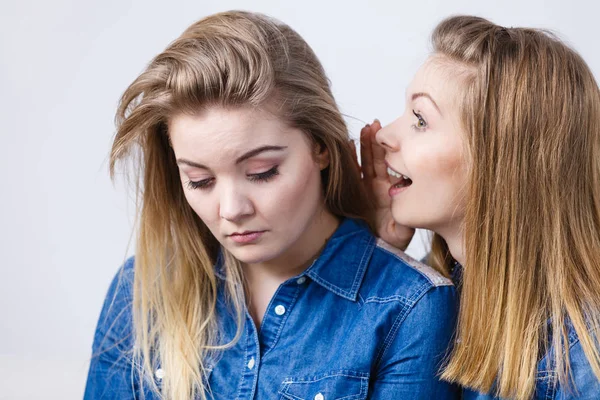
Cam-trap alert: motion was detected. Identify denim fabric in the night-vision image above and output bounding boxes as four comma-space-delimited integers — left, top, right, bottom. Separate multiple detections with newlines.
84, 218, 460, 399
461, 331, 600, 400
451, 264, 600, 400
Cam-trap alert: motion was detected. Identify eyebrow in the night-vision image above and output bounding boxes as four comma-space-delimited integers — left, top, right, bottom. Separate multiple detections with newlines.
176, 145, 288, 169
411, 92, 442, 115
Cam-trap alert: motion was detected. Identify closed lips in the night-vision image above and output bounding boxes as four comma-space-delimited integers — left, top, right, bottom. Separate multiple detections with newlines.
230, 230, 264, 236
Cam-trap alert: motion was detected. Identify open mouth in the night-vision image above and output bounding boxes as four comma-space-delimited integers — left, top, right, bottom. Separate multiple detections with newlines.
387, 166, 413, 189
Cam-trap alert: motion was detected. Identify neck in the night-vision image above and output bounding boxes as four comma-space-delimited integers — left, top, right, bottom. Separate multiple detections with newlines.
242, 208, 340, 328
437, 223, 465, 266
244, 208, 340, 285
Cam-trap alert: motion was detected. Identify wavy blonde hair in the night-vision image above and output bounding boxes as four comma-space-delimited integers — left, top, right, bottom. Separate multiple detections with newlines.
109, 11, 371, 400
428, 16, 600, 399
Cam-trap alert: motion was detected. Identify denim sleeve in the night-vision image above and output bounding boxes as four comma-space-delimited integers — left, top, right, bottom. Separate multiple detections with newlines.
84, 259, 138, 399
556, 339, 600, 399
368, 284, 461, 399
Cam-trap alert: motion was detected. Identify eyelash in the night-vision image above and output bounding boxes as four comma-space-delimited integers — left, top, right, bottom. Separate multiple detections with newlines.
412, 110, 428, 132
248, 165, 280, 182
186, 166, 280, 190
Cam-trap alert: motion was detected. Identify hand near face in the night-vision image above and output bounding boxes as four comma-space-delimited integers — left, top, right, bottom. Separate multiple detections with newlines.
360, 120, 415, 250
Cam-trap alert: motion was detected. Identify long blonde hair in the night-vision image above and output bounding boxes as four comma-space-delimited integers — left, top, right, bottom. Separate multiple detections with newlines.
428, 16, 600, 399
109, 11, 371, 400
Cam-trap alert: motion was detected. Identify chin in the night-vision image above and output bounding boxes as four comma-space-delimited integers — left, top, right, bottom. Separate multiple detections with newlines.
391, 207, 416, 227
227, 245, 281, 265
391, 207, 432, 231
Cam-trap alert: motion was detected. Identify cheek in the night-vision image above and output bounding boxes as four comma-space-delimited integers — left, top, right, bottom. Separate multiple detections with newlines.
426, 151, 464, 182
259, 159, 322, 219
407, 134, 465, 180
406, 138, 467, 205
183, 189, 218, 226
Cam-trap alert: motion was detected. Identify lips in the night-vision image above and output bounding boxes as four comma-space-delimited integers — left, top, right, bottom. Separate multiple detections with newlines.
228, 230, 266, 244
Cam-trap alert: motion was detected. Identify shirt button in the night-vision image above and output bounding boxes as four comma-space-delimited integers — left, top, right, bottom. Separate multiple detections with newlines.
315, 393, 324, 400
275, 305, 286, 315
155, 368, 165, 380
247, 357, 255, 370
296, 276, 306, 285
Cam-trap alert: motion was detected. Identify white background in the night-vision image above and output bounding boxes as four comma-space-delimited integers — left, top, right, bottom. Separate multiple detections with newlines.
1, 0, 598, 398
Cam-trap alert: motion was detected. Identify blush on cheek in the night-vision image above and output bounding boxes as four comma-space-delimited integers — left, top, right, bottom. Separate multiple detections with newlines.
411, 140, 465, 181
262, 162, 323, 223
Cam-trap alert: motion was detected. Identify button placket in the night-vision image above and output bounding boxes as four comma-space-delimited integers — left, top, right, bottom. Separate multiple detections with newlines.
238, 314, 261, 399
258, 281, 302, 356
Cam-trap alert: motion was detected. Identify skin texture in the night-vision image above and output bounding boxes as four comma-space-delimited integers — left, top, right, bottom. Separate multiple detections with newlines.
168, 106, 339, 325
372, 57, 468, 263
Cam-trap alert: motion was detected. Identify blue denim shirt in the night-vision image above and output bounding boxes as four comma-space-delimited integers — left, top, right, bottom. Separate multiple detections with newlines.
450, 264, 600, 400
85, 218, 460, 399
461, 331, 600, 400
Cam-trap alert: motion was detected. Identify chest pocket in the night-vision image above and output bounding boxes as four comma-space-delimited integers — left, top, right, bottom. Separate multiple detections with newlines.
278, 370, 369, 400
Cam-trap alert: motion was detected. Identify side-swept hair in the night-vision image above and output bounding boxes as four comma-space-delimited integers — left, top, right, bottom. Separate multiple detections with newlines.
109, 11, 371, 399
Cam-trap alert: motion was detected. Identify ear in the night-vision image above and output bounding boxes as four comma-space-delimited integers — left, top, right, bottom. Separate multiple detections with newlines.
314, 141, 330, 170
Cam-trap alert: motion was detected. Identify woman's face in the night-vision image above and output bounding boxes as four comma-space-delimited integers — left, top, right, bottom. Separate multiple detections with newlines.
376, 57, 468, 236
168, 106, 330, 265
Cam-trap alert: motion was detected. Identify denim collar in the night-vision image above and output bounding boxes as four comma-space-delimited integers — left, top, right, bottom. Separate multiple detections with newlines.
214, 218, 375, 302
303, 218, 375, 301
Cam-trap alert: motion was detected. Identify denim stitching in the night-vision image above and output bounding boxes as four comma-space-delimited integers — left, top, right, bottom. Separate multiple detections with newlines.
373, 282, 435, 372
282, 370, 369, 383
305, 232, 375, 301
262, 284, 302, 359
247, 319, 261, 400
234, 322, 252, 400
279, 371, 370, 400
373, 301, 412, 370
349, 235, 375, 295
545, 371, 557, 400
363, 295, 411, 304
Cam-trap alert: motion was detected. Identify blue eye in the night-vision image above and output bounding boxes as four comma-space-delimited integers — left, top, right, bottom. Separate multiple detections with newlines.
412, 110, 427, 131
248, 166, 279, 182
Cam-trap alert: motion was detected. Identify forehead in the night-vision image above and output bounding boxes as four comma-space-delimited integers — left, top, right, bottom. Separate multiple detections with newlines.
408, 56, 463, 108
168, 106, 299, 158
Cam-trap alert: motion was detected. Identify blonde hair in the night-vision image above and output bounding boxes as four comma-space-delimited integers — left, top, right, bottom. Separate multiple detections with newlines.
428, 16, 600, 399
109, 11, 371, 400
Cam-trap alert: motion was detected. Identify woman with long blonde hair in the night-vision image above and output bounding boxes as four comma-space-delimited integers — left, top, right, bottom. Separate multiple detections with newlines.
362, 15, 600, 400
84, 11, 459, 400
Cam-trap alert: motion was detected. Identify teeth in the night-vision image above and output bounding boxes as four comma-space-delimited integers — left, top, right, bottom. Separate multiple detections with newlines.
387, 167, 401, 178
387, 167, 409, 180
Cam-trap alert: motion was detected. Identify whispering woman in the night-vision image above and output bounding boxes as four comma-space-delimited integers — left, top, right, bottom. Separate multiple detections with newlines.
83, 11, 459, 400
362, 15, 600, 400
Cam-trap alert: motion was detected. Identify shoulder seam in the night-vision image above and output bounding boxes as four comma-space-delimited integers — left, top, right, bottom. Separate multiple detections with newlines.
374, 239, 453, 287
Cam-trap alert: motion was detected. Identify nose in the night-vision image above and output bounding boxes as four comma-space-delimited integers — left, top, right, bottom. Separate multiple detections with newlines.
375, 122, 400, 152
218, 184, 255, 222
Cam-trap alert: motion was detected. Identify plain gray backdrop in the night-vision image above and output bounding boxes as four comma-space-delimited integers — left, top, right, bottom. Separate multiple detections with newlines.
1, 0, 598, 398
